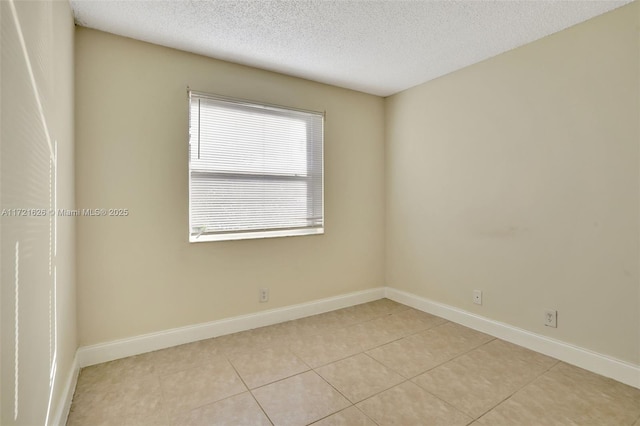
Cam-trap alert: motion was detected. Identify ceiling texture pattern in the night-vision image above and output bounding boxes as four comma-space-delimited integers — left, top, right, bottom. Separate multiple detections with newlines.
70, 0, 631, 97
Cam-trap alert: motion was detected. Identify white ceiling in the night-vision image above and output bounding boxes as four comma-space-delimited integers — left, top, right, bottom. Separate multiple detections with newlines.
70, 0, 631, 97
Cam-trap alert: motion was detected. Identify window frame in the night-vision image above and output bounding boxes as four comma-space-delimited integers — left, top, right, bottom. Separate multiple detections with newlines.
187, 90, 325, 243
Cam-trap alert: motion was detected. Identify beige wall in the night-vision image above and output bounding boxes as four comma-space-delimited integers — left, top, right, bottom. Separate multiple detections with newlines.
1, 0, 76, 424
386, 3, 639, 365
75, 28, 385, 346
76, 2, 638, 369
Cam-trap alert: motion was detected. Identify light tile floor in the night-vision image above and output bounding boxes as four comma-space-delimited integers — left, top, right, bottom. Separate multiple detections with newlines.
67, 299, 640, 426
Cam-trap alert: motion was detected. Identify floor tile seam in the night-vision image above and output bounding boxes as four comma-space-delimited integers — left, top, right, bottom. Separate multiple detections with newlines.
225, 356, 252, 393
354, 321, 444, 351
173, 390, 262, 424
401, 378, 475, 422
353, 404, 382, 426
301, 345, 367, 369
313, 352, 410, 406
245, 388, 276, 426
364, 336, 498, 380
244, 366, 315, 391
154, 379, 176, 422
427, 320, 455, 331
468, 359, 564, 423
250, 370, 351, 426
170, 387, 249, 423
248, 368, 327, 393
410, 353, 561, 420
158, 358, 250, 422
358, 337, 403, 353
315, 362, 406, 406
440, 338, 560, 379
282, 347, 316, 372
219, 339, 297, 361
361, 332, 397, 350
395, 320, 456, 343
396, 349, 486, 381
433, 336, 498, 367
305, 405, 356, 425
293, 308, 413, 340
470, 386, 536, 422
367, 320, 451, 349
547, 360, 636, 391
403, 318, 451, 335
296, 307, 395, 330
358, 352, 412, 389
348, 312, 395, 327
306, 404, 381, 426
544, 363, 640, 404
450, 360, 560, 420
361, 341, 439, 379
361, 355, 411, 380
525, 358, 561, 385
313, 364, 391, 406
400, 353, 461, 381
371, 328, 423, 345
357, 379, 475, 425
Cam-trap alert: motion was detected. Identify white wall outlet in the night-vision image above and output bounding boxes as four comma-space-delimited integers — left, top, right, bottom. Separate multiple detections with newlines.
259, 288, 269, 303
473, 290, 482, 305
544, 309, 557, 328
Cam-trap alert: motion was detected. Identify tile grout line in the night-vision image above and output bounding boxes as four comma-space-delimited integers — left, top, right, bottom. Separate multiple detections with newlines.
312, 359, 388, 424
224, 354, 276, 426
155, 345, 266, 423
353, 403, 382, 426
347, 334, 500, 422
471, 358, 562, 423
301, 315, 424, 426
66, 303, 437, 423
411, 344, 561, 422
67, 302, 460, 424
403, 379, 476, 423
72, 299, 640, 425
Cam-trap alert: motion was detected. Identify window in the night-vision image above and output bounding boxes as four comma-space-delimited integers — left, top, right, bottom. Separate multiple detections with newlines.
188, 91, 324, 242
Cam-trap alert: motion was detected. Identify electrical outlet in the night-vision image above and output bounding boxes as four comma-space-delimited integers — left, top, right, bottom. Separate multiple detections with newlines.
544, 309, 557, 328
473, 290, 482, 305
259, 288, 269, 303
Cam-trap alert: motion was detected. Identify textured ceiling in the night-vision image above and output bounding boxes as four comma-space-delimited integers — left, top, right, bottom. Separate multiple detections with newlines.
70, 0, 631, 97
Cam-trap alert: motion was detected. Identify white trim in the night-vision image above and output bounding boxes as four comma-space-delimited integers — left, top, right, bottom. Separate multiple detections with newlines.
384, 287, 640, 389
191, 227, 323, 243
76, 287, 385, 367
52, 353, 79, 426
74, 285, 639, 390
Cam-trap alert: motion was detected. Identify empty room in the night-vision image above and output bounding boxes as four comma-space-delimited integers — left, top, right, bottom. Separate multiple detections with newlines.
1, 0, 639, 425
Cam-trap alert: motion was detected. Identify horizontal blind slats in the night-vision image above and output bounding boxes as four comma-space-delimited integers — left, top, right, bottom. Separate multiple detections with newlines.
189, 92, 324, 240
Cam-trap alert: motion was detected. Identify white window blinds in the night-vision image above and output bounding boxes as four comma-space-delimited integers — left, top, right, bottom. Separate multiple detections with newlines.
188, 91, 324, 242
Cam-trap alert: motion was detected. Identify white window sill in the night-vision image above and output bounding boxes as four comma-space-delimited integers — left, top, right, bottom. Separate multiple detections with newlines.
189, 227, 324, 243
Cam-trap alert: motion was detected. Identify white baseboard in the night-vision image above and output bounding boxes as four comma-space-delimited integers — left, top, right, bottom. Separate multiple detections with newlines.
74, 285, 639, 390
52, 353, 79, 426
384, 287, 640, 389
76, 287, 385, 368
